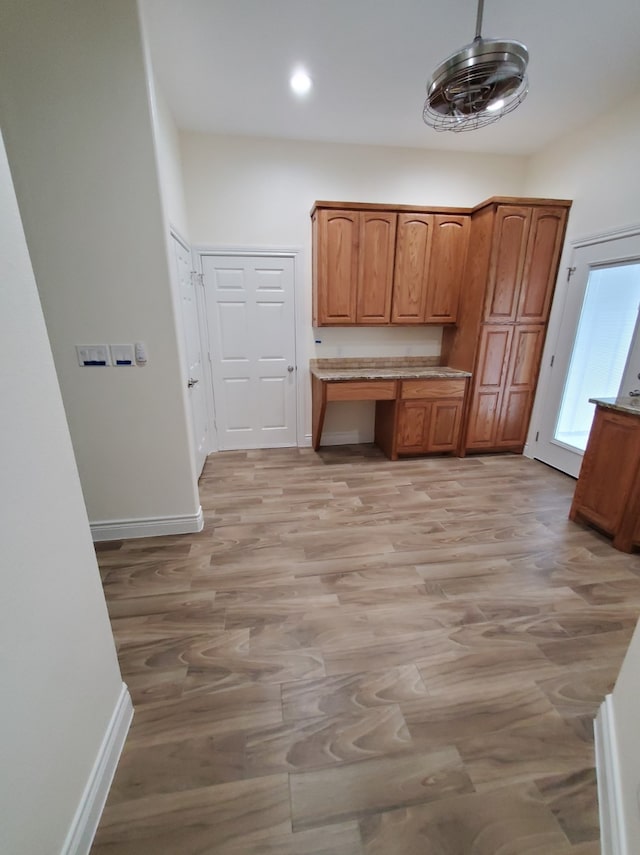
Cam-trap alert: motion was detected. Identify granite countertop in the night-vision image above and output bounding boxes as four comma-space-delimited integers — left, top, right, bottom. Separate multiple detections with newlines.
310, 357, 471, 382
590, 396, 640, 417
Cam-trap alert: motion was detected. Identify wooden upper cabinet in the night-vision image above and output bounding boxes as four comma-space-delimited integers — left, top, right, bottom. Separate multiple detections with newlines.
518, 207, 568, 323
315, 209, 359, 324
424, 215, 470, 323
357, 212, 397, 324
391, 214, 433, 323
484, 206, 531, 323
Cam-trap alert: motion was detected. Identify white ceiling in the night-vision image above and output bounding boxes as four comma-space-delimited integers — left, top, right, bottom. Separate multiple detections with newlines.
141, 0, 640, 156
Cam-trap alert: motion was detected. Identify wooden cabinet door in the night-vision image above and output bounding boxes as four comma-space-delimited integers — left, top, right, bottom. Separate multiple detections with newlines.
495, 324, 545, 449
357, 212, 397, 324
427, 400, 463, 452
316, 209, 358, 324
570, 408, 640, 536
465, 325, 513, 449
396, 400, 431, 451
424, 215, 470, 323
484, 206, 531, 323
392, 214, 433, 323
517, 207, 568, 323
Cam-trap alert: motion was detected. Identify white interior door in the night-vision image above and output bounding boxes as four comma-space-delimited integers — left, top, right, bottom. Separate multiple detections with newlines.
534, 231, 640, 477
172, 234, 209, 476
201, 253, 297, 450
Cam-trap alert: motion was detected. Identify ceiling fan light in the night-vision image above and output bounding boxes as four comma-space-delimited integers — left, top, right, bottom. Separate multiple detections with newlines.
423, 1, 529, 132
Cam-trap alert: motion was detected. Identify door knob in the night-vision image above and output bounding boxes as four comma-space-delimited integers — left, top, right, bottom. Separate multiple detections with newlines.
188, 378, 199, 388
287, 365, 295, 372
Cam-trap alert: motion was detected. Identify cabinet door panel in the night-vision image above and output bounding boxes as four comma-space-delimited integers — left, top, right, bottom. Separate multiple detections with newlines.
495, 324, 545, 448
484, 206, 531, 322
428, 401, 463, 451
425, 215, 470, 323
518, 207, 567, 323
392, 214, 433, 323
571, 410, 640, 535
465, 325, 513, 449
357, 212, 397, 324
467, 392, 502, 447
397, 400, 430, 451
496, 389, 532, 446
317, 209, 358, 324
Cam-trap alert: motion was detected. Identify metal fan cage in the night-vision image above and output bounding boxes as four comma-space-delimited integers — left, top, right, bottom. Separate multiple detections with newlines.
422, 0, 529, 132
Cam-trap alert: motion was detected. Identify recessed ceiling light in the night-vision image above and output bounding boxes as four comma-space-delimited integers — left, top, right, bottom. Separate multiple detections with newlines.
290, 69, 312, 96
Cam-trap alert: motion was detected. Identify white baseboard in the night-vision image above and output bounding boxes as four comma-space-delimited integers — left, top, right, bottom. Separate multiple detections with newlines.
91, 506, 204, 541
595, 694, 627, 855
61, 683, 133, 855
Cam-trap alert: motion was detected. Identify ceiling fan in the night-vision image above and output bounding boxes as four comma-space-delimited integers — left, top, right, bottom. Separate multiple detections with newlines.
423, 0, 529, 132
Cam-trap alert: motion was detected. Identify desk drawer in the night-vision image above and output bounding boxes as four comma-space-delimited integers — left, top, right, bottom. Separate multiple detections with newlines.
326, 380, 397, 401
401, 379, 466, 400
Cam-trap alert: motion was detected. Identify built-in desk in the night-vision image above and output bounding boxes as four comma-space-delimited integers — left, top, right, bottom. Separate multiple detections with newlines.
570, 396, 640, 552
310, 358, 471, 459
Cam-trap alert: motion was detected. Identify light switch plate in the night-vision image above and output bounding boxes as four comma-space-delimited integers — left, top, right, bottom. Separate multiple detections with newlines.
76, 345, 110, 366
110, 344, 135, 366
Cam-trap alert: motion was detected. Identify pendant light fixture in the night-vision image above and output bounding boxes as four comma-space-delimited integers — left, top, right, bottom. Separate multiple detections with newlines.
423, 0, 529, 132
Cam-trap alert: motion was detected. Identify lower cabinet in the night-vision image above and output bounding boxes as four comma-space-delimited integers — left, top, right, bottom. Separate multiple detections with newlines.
570, 404, 640, 552
464, 323, 545, 453
375, 378, 467, 460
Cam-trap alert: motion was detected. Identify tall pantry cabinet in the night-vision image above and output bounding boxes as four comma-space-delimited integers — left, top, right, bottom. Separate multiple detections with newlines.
442, 199, 571, 454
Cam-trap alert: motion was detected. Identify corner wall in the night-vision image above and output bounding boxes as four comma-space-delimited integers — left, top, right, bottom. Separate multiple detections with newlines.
0, 130, 125, 854
180, 131, 528, 441
0, 0, 199, 533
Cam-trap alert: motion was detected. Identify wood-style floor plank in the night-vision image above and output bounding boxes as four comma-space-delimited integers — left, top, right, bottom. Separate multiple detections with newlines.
91, 446, 640, 853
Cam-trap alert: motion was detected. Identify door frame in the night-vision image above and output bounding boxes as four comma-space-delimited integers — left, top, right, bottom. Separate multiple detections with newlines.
525, 221, 640, 470
169, 227, 212, 478
193, 245, 304, 453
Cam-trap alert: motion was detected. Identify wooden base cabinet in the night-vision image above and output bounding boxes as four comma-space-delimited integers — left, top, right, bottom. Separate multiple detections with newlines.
465, 323, 546, 452
570, 404, 640, 553
375, 378, 467, 460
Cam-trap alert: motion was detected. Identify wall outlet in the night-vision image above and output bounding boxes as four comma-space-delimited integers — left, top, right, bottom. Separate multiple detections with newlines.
76, 345, 110, 366
110, 344, 135, 366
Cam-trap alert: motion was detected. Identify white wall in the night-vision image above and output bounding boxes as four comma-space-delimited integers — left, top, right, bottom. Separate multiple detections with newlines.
524, 94, 640, 456
0, 0, 199, 531
608, 618, 640, 850
180, 131, 527, 441
0, 130, 124, 854
149, 75, 190, 241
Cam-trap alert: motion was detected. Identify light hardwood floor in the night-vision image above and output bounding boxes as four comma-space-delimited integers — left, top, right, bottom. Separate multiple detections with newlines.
91, 446, 640, 854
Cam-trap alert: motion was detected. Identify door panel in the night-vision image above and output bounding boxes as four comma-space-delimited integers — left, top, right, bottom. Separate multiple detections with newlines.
424, 215, 470, 323
357, 212, 396, 323
497, 389, 532, 446
173, 235, 208, 477
518, 207, 567, 323
428, 401, 463, 451
484, 206, 531, 322
317, 210, 358, 323
392, 214, 433, 323
397, 401, 430, 451
202, 254, 297, 450
495, 325, 545, 448
465, 325, 513, 448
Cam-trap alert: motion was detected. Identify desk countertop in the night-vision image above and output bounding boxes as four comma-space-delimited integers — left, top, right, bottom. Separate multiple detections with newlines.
310, 357, 471, 382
